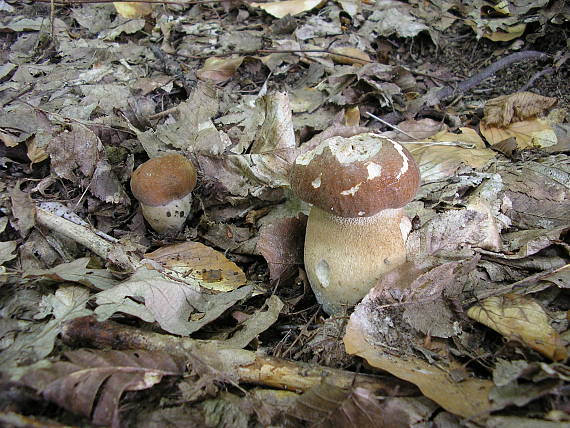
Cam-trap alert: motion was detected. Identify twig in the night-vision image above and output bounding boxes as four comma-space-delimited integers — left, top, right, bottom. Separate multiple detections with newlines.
366, 112, 416, 139
61, 316, 420, 395
436, 50, 549, 102
520, 67, 555, 91
35, 206, 139, 271
464, 263, 569, 306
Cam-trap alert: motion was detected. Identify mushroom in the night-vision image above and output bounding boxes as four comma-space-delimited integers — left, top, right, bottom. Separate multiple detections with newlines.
290, 133, 420, 315
130, 154, 197, 234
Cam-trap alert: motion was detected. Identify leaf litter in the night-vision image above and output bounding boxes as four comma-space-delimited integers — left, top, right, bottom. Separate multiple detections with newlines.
0, 0, 569, 426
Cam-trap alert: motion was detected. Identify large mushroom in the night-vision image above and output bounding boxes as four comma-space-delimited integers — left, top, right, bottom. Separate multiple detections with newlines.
130, 154, 197, 234
290, 133, 420, 315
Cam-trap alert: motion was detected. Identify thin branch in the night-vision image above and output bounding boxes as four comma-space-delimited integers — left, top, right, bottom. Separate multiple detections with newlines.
436, 50, 549, 102
61, 315, 420, 395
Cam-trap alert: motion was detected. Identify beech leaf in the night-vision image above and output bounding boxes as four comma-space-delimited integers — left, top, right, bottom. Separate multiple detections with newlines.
21, 349, 184, 427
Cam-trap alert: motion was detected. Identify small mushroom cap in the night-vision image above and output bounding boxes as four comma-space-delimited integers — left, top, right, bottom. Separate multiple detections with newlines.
290, 134, 420, 218
131, 154, 197, 207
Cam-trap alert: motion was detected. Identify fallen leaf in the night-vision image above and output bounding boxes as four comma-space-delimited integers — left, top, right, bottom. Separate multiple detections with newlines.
344, 312, 493, 419
250, 0, 326, 18
21, 349, 184, 427
94, 266, 252, 336
23, 257, 118, 291
257, 215, 306, 284
145, 241, 247, 292
9, 184, 35, 237
467, 294, 568, 361
113, 2, 154, 18
0, 241, 17, 264
197, 56, 245, 83
224, 295, 284, 348
480, 118, 558, 149
330, 47, 371, 66
482, 92, 558, 128
288, 382, 385, 427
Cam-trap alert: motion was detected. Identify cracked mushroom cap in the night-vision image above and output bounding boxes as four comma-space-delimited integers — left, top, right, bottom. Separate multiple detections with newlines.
131, 153, 197, 207
290, 134, 420, 218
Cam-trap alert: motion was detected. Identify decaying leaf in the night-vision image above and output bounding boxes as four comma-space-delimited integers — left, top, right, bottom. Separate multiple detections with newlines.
23, 257, 118, 291
257, 215, 307, 284
224, 295, 284, 348
21, 349, 184, 427
344, 308, 494, 419
0, 285, 93, 372
136, 84, 227, 157
489, 358, 567, 412
405, 133, 496, 183
499, 155, 570, 229
0, 241, 17, 264
288, 381, 384, 427
10, 184, 35, 237
467, 294, 568, 362
113, 1, 154, 19
480, 92, 559, 149
481, 118, 558, 149
482, 92, 558, 128
94, 266, 252, 336
330, 47, 371, 66
197, 56, 245, 83
197, 92, 297, 199
250, 0, 326, 18
145, 241, 246, 292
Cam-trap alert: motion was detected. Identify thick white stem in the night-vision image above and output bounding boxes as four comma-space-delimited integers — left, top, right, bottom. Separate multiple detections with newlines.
141, 193, 192, 234
304, 207, 411, 315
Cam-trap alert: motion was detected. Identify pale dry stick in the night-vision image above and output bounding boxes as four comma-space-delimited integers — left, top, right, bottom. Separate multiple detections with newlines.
61, 315, 419, 395
35, 206, 139, 271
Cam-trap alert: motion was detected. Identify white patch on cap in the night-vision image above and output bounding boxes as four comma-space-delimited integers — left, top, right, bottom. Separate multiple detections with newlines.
311, 174, 322, 188
358, 211, 365, 216
329, 134, 383, 164
340, 182, 361, 196
366, 162, 382, 179
392, 141, 409, 178
294, 142, 328, 165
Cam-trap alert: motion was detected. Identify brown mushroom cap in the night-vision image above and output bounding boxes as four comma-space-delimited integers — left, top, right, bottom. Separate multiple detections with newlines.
131, 154, 197, 207
290, 134, 420, 218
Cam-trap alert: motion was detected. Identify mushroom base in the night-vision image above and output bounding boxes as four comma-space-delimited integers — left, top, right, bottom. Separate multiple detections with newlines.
141, 194, 192, 235
304, 206, 412, 315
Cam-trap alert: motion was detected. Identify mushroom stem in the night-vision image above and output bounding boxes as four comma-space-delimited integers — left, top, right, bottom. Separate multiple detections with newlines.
140, 193, 192, 235
304, 206, 412, 315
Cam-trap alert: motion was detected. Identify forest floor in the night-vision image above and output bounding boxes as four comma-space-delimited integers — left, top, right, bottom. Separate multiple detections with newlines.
1, 0, 569, 427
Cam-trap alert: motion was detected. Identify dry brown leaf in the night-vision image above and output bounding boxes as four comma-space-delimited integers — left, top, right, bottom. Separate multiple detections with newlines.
330, 47, 371, 66
480, 118, 557, 149
113, 1, 154, 18
26, 136, 49, 164
406, 138, 495, 182
257, 215, 306, 284
197, 56, 244, 83
482, 92, 558, 128
467, 294, 568, 362
343, 106, 360, 126
10, 184, 35, 237
343, 315, 493, 419
288, 382, 385, 427
94, 267, 252, 336
145, 241, 246, 292
21, 349, 184, 427
483, 23, 526, 42
250, 0, 326, 18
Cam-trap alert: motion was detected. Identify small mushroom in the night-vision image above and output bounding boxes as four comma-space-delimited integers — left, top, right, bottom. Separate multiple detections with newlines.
290, 133, 420, 314
130, 154, 197, 234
